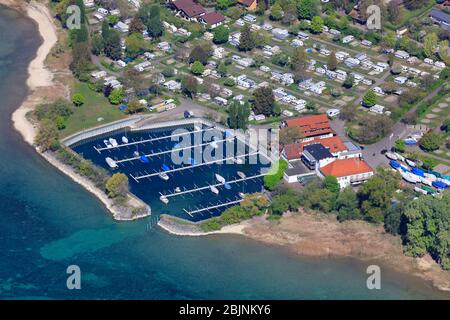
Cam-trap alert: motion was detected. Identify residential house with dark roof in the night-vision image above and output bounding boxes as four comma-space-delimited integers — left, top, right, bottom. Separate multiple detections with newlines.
170, 0, 206, 21
199, 12, 226, 29
430, 7, 450, 30
301, 144, 335, 170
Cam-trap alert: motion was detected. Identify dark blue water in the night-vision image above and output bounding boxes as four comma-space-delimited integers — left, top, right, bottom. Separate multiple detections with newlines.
71, 126, 269, 221
1, 5, 449, 299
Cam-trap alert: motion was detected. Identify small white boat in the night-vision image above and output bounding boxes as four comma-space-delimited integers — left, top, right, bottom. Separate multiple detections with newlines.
424, 173, 437, 181
239, 192, 245, 198
194, 125, 201, 132
210, 186, 219, 195
159, 172, 169, 181
414, 187, 428, 195
174, 187, 181, 193
394, 152, 405, 162
405, 159, 416, 167
385, 152, 398, 160
104, 140, 113, 148
420, 177, 433, 186
133, 151, 140, 157
159, 195, 169, 204
237, 171, 246, 179
215, 174, 226, 184
105, 157, 118, 169
234, 158, 243, 165
401, 171, 420, 184
122, 136, 129, 144
109, 138, 118, 148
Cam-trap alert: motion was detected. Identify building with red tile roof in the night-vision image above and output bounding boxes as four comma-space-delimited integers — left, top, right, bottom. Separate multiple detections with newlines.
319, 158, 374, 189
238, 0, 258, 11
171, 0, 206, 19
285, 114, 334, 139
199, 12, 226, 28
283, 136, 349, 161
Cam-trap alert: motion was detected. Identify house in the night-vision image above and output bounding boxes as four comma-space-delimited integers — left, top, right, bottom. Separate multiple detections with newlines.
157, 41, 171, 52
283, 135, 348, 161
262, 23, 273, 31
243, 14, 257, 23
291, 39, 303, 47
98, 7, 108, 15
329, 28, 341, 36
200, 12, 226, 29
214, 96, 228, 106
344, 57, 360, 68
319, 158, 373, 189
301, 144, 335, 170
171, 0, 206, 21
297, 31, 309, 40
369, 104, 385, 114
284, 114, 334, 139
355, 53, 367, 62
91, 70, 107, 79
395, 50, 410, 59
238, 0, 258, 11
430, 8, 450, 30
424, 58, 434, 65
361, 39, 372, 47
272, 28, 289, 40
163, 80, 181, 91
435, 61, 446, 69
236, 57, 254, 67
229, 32, 241, 46
129, 0, 141, 9
133, 61, 152, 72
114, 21, 129, 33
342, 35, 355, 44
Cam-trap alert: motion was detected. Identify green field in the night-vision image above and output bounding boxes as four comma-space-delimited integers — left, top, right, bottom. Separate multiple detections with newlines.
61, 82, 126, 137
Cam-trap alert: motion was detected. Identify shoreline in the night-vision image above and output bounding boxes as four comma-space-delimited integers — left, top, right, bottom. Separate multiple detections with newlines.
3, 0, 149, 221
2, 1, 449, 295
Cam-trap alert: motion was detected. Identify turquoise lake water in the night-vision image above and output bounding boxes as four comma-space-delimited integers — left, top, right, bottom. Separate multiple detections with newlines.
0, 5, 449, 299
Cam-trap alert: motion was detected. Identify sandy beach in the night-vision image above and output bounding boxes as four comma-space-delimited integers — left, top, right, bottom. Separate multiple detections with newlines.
8, 0, 57, 145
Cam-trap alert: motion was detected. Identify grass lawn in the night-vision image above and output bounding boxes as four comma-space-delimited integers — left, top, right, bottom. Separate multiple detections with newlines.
61, 82, 126, 137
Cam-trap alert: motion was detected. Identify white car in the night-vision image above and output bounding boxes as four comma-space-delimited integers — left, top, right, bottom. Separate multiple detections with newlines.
326, 108, 340, 118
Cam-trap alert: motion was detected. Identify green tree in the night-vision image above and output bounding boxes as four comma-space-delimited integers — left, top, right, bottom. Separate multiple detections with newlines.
238, 24, 255, 52
297, 0, 319, 20
423, 32, 438, 58
393, 139, 406, 153
403, 192, 450, 270
253, 86, 275, 116
213, 25, 230, 44
125, 99, 144, 114
72, 93, 85, 106
34, 119, 59, 152
279, 126, 302, 145
358, 168, 400, 223
438, 40, 449, 65
383, 30, 396, 48
188, 45, 210, 64
310, 15, 324, 34
328, 51, 337, 71
105, 173, 129, 199
103, 29, 122, 60
290, 47, 307, 82
129, 17, 145, 34
228, 100, 250, 130
108, 87, 124, 104
191, 60, 205, 75
343, 74, 354, 88
217, 63, 228, 77
270, 2, 283, 21
335, 187, 361, 222
264, 160, 288, 190
91, 33, 104, 55
301, 180, 335, 213
324, 175, 340, 195
362, 91, 377, 107
181, 75, 198, 98
419, 132, 442, 151
125, 32, 145, 58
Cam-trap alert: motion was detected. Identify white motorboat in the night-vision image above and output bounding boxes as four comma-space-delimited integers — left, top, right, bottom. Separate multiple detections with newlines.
420, 177, 433, 186
210, 141, 218, 149
104, 139, 113, 148
109, 138, 118, 147
174, 187, 181, 193
215, 174, 226, 184
424, 173, 437, 181
210, 186, 219, 195
237, 171, 246, 179
234, 158, 243, 164
405, 159, 416, 167
194, 125, 201, 132
122, 136, 129, 144
385, 152, 398, 160
239, 192, 246, 198
159, 172, 169, 181
401, 171, 420, 184
105, 157, 118, 169
159, 195, 169, 204
394, 152, 405, 162
133, 151, 140, 157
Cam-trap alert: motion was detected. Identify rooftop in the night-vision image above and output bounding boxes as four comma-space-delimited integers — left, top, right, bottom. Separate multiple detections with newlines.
303, 144, 333, 161
320, 158, 373, 178
173, 0, 206, 18
201, 12, 226, 25
284, 136, 348, 160
285, 114, 333, 138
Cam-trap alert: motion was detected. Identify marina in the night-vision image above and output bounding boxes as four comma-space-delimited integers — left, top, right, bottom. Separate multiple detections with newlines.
70, 122, 271, 221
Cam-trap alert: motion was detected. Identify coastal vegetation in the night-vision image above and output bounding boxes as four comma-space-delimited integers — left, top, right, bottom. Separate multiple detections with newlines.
263, 159, 288, 190
199, 193, 269, 232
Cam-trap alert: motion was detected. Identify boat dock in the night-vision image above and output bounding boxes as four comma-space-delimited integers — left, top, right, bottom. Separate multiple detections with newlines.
93, 127, 216, 153
183, 199, 244, 216
130, 151, 261, 182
